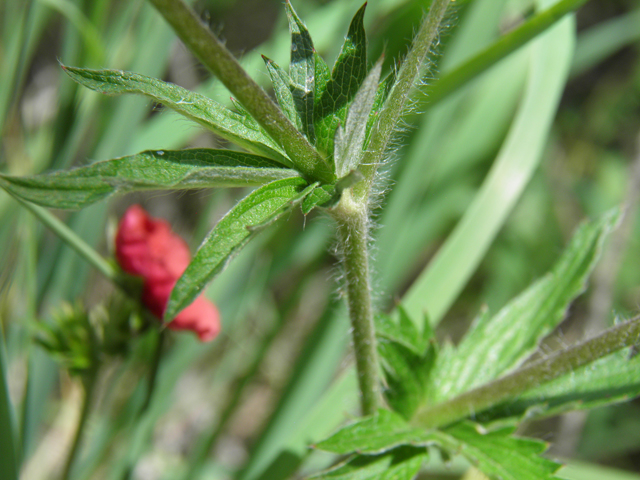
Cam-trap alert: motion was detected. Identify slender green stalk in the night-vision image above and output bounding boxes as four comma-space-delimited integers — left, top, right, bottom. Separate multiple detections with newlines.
9, 195, 118, 284
420, 0, 589, 108
182, 314, 284, 480
332, 192, 380, 415
356, 0, 451, 200
61, 369, 98, 480
146, 0, 334, 184
121, 331, 165, 480
413, 315, 640, 429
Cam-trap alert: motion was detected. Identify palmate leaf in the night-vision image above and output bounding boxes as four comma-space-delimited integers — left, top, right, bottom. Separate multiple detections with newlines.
62, 66, 291, 166
314, 3, 368, 157
165, 177, 317, 321
428, 208, 621, 403
428, 422, 563, 480
309, 446, 427, 480
0, 149, 300, 209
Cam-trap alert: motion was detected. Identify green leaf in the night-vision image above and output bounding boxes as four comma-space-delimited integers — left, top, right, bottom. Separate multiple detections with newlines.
377, 310, 435, 419
0, 149, 300, 210
310, 446, 427, 480
62, 65, 291, 165
402, 8, 576, 325
263, 56, 300, 130
428, 422, 562, 480
314, 409, 432, 455
285, 1, 315, 142
314, 3, 368, 157
479, 346, 640, 422
375, 308, 432, 356
301, 184, 337, 214
429, 208, 621, 403
379, 336, 436, 420
165, 177, 315, 321
334, 60, 381, 178
364, 69, 396, 151
314, 52, 331, 108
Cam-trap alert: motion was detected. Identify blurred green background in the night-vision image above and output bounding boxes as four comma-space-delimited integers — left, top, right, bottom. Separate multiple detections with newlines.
1, 0, 640, 478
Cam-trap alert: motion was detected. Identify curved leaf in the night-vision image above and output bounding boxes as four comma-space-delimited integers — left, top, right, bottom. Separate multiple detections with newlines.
165, 177, 316, 321
430, 208, 621, 402
429, 422, 562, 480
285, 1, 316, 142
0, 149, 300, 210
62, 65, 292, 165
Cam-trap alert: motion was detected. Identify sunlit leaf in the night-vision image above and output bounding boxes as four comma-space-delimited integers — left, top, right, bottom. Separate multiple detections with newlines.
165, 177, 316, 320
285, 0, 315, 142
301, 184, 337, 214
429, 208, 621, 402
0, 149, 300, 209
479, 346, 640, 421
334, 60, 381, 178
314, 3, 368, 156
62, 65, 291, 165
314, 409, 431, 455
263, 55, 300, 129
428, 422, 562, 480
310, 446, 426, 480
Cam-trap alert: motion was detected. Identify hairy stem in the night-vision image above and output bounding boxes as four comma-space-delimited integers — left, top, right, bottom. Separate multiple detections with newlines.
61, 370, 98, 480
413, 315, 640, 429
147, 0, 333, 183
356, 0, 451, 199
332, 192, 380, 415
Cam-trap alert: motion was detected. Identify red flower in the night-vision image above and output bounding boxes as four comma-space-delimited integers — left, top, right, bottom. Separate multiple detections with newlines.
115, 205, 220, 341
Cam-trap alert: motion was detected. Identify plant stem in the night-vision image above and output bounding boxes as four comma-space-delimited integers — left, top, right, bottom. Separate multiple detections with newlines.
420, 0, 589, 109
182, 313, 284, 480
61, 370, 98, 480
146, 0, 334, 184
121, 331, 165, 480
413, 315, 640, 429
9, 194, 118, 284
332, 191, 380, 415
356, 0, 451, 200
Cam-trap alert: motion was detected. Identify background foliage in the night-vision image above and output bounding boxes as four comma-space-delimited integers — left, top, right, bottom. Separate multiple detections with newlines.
1, 0, 640, 478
